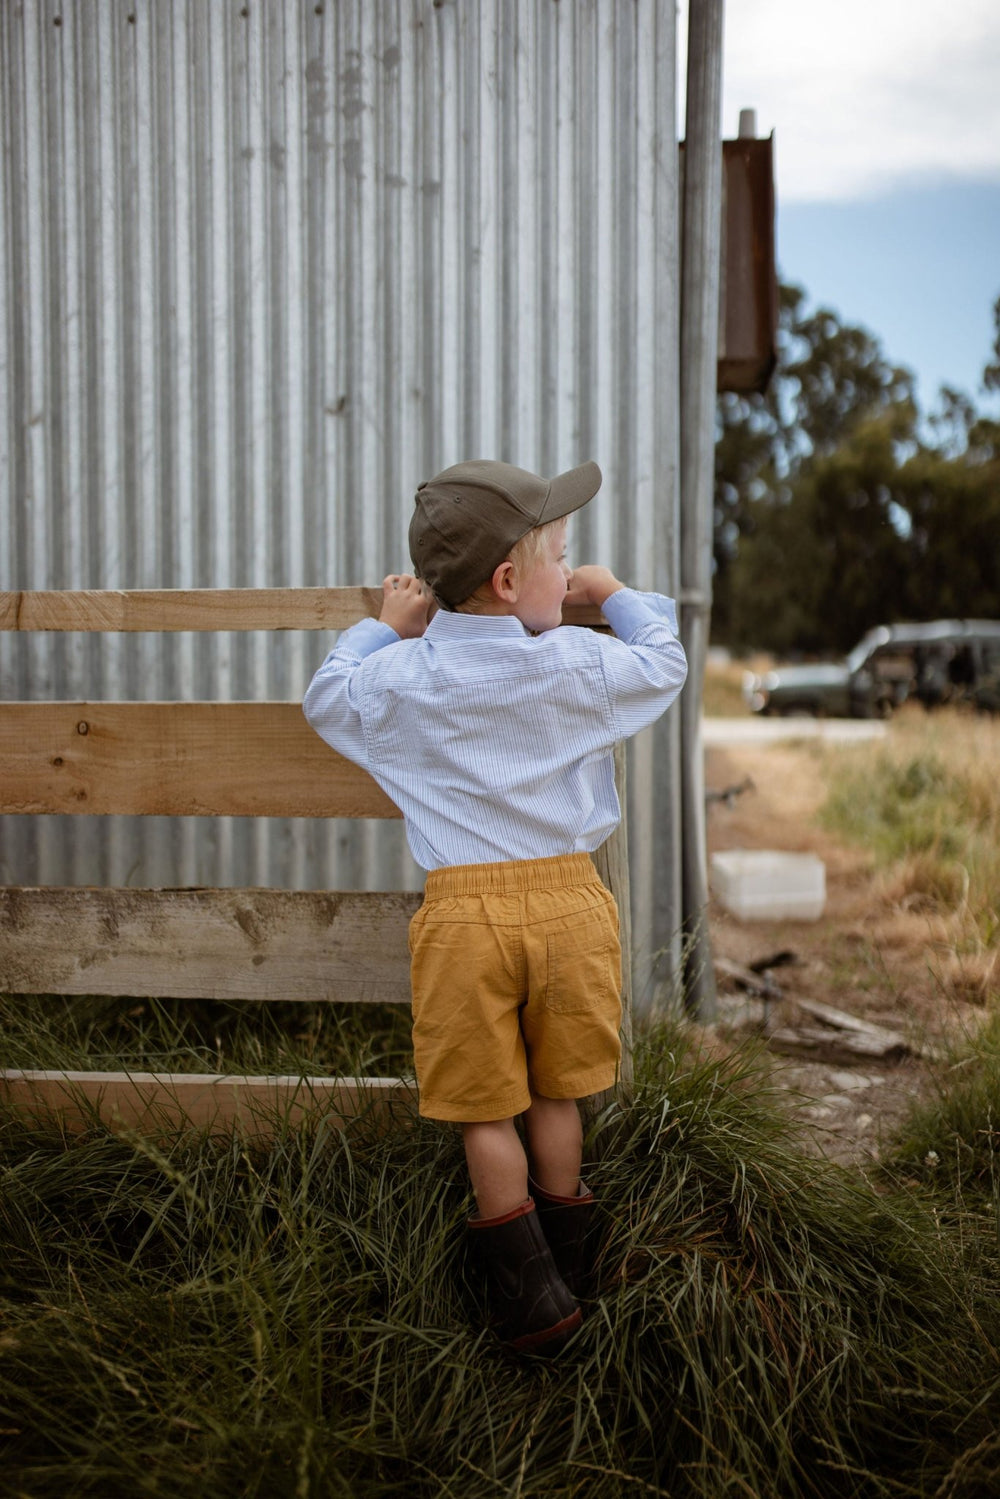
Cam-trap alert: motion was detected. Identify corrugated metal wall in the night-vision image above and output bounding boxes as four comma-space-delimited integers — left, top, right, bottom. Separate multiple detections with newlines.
1, 0, 683, 995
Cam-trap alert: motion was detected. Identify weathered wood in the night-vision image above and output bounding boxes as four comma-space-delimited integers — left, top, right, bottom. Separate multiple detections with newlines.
768, 998, 912, 1062
795, 997, 901, 1039
0, 702, 401, 818
714, 954, 782, 1000
590, 743, 633, 1093
0, 587, 383, 633
0, 1069, 415, 1136
768, 1025, 910, 1065
0, 887, 420, 1001
0, 588, 607, 634
784, 996, 945, 1064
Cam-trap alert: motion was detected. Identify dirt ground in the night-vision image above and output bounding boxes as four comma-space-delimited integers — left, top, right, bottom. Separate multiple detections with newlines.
701, 734, 981, 1172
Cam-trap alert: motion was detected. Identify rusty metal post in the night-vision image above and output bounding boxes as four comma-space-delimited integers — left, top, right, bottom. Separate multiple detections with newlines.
679, 0, 725, 1021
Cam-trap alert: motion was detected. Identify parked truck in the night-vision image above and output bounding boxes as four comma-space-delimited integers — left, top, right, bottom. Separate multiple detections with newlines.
743, 620, 1000, 719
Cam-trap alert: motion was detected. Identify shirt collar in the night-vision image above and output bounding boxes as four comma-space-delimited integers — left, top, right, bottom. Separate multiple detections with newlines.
425, 610, 531, 641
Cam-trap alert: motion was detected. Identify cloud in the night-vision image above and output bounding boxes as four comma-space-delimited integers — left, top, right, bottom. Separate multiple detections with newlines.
689, 0, 1000, 202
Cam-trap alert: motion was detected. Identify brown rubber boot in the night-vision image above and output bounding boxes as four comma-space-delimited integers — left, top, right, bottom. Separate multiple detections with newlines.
531, 1179, 597, 1300
467, 1199, 582, 1355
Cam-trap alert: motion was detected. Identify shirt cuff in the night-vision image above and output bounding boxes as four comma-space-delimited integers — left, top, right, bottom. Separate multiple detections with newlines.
601, 587, 680, 639
337, 616, 401, 659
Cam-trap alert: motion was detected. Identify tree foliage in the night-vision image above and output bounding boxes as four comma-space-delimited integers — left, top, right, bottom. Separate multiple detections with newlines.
714, 287, 1000, 654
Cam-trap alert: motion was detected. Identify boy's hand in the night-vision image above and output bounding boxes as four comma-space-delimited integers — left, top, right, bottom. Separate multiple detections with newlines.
563, 565, 625, 610
379, 573, 435, 638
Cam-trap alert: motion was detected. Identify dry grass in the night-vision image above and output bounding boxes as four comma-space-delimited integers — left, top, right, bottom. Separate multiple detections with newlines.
705, 694, 1000, 1172
700, 654, 770, 717
821, 707, 1000, 979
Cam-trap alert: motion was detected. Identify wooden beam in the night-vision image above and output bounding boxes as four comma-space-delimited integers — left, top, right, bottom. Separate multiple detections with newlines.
0, 886, 419, 1001
0, 588, 608, 634
589, 743, 633, 1092
0, 702, 401, 818
0, 587, 383, 633
0, 1069, 416, 1136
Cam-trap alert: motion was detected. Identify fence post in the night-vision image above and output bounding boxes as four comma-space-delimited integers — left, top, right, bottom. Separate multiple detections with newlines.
679, 0, 725, 1021
591, 743, 634, 1095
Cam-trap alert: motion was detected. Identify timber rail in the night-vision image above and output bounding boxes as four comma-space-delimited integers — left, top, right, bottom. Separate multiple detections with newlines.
0, 588, 631, 1137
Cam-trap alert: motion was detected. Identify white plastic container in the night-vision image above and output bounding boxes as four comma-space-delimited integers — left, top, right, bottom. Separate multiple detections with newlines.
710, 849, 826, 922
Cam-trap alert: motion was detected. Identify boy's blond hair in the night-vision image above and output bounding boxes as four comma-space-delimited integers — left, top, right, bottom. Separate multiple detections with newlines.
455, 517, 565, 615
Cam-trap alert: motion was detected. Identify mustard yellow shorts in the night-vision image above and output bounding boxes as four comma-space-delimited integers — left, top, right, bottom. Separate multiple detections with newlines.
407, 852, 623, 1122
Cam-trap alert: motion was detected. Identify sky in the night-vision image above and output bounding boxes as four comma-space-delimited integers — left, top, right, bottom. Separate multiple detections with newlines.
684, 0, 1000, 418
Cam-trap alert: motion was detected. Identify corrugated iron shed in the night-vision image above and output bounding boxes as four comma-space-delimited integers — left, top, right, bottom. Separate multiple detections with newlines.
0, 0, 719, 1002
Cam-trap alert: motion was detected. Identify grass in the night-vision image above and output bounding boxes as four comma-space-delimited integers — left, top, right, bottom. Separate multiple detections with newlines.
0, 992, 416, 1081
820, 707, 1000, 954
817, 704, 1000, 1209
4, 1017, 1000, 1498
887, 1004, 1000, 1201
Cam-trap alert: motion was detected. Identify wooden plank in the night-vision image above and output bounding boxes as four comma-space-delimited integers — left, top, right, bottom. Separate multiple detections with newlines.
0, 588, 608, 634
0, 886, 420, 1001
0, 1069, 416, 1137
0, 702, 401, 818
0, 587, 383, 633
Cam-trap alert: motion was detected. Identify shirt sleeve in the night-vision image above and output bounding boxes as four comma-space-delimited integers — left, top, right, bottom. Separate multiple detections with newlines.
596, 587, 688, 738
302, 617, 400, 768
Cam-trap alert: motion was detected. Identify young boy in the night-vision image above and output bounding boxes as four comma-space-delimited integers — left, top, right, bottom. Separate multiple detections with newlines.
303, 459, 686, 1354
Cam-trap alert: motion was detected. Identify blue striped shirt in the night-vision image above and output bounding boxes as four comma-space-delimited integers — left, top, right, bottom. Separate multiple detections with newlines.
303, 588, 687, 871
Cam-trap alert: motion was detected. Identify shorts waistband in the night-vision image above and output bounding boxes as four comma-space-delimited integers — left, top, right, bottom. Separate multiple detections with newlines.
424, 852, 601, 898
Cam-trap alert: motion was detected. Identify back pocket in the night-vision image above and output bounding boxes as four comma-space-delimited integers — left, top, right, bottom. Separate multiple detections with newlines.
543, 904, 621, 1014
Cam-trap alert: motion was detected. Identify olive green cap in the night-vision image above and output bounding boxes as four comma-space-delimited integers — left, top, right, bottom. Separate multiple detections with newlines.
409, 458, 601, 608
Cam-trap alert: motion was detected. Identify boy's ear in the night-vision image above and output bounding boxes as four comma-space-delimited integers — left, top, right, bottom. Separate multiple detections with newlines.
491, 558, 518, 602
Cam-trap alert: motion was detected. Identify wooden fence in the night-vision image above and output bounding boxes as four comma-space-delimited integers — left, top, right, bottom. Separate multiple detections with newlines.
0, 589, 631, 1136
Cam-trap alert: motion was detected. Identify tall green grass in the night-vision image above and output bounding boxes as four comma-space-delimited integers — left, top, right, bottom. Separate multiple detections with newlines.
4, 1022, 1000, 1498
0, 992, 415, 1079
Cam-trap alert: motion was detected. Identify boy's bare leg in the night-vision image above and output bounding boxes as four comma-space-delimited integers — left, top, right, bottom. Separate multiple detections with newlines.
462, 1118, 529, 1220
523, 1093, 582, 1199
462, 1096, 582, 1216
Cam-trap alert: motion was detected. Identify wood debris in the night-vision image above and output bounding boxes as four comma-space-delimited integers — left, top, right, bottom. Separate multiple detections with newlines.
705, 775, 755, 809
769, 997, 915, 1064
714, 954, 937, 1064
714, 955, 783, 1001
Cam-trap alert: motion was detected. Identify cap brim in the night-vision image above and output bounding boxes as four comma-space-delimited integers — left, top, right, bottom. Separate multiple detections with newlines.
538, 460, 602, 524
